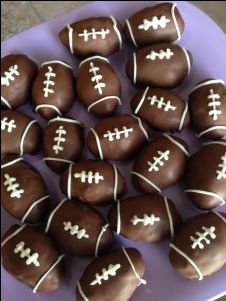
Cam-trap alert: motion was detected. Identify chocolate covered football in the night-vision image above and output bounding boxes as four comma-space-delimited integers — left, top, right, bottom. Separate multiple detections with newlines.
124, 3, 184, 47
86, 114, 149, 160
32, 60, 75, 120
1, 224, 64, 293
1, 155, 49, 223
59, 16, 122, 58
132, 134, 189, 193
185, 141, 226, 209
1, 110, 41, 155
1, 54, 38, 109
60, 159, 126, 205
189, 79, 226, 139
126, 43, 192, 88
131, 87, 190, 132
76, 56, 121, 116
169, 211, 226, 280
45, 199, 113, 256
43, 116, 84, 173
109, 195, 182, 242
76, 247, 146, 301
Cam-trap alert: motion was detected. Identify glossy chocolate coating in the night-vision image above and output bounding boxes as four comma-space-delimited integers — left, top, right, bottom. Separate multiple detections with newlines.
109, 195, 182, 242
1, 54, 38, 109
1, 110, 41, 155
76, 56, 121, 116
126, 43, 192, 88
32, 61, 75, 120
43, 117, 84, 173
76, 248, 145, 301
132, 134, 189, 193
1, 155, 49, 223
1, 225, 64, 292
169, 212, 226, 280
59, 16, 122, 58
131, 87, 190, 132
60, 160, 126, 205
45, 199, 113, 256
186, 141, 226, 209
189, 79, 226, 139
86, 114, 149, 160
124, 3, 184, 47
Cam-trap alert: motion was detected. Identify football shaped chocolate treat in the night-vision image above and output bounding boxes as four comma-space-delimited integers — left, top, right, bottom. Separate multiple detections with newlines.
43, 116, 84, 173
124, 3, 184, 47
60, 160, 125, 205
45, 199, 113, 256
59, 16, 122, 58
131, 87, 190, 132
169, 211, 226, 280
126, 43, 192, 88
1, 224, 64, 292
87, 114, 149, 160
76, 248, 146, 301
1, 155, 49, 223
1, 54, 38, 109
132, 134, 189, 193
32, 60, 75, 120
189, 79, 226, 139
76, 56, 121, 116
1, 110, 41, 155
185, 141, 226, 209
109, 195, 182, 242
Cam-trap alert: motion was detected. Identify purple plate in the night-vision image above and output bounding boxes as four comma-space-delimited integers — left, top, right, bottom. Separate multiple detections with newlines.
1, 1, 226, 301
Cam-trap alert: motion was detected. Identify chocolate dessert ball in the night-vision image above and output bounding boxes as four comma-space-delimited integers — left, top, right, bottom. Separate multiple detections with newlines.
45, 199, 113, 256
77, 56, 121, 116
132, 134, 189, 193
1, 224, 64, 292
1, 54, 38, 109
1, 110, 41, 155
32, 60, 75, 120
189, 79, 226, 139
169, 211, 226, 280
59, 16, 122, 58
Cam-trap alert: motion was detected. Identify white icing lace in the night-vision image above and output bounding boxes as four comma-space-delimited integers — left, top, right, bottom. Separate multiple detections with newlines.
90, 263, 121, 286
14, 241, 40, 267
78, 28, 110, 42
207, 89, 222, 120
63, 221, 89, 239
43, 66, 56, 97
190, 226, 216, 249
1, 117, 16, 132
53, 125, 66, 154
138, 16, 170, 31
103, 127, 133, 141
146, 48, 174, 60
89, 61, 106, 95
131, 214, 160, 226
147, 150, 170, 172
216, 152, 226, 180
4, 173, 24, 198
74, 171, 104, 184
148, 95, 177, 111
1, 65, 19, 86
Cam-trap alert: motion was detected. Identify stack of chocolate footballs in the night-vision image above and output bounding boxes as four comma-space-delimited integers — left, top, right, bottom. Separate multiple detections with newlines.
1, 2, 226, 301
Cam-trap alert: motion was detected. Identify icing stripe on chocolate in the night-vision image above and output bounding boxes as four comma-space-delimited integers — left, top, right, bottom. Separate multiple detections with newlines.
131, 171, 161, 192
164, 196, 174, 238
133, 52, 137, 84
79, 56, 109, 69
131, 114, 149, 141
48, 116, 83, 126
171, 3, 181, 42
203, 141, 226, 147
1, 96, 11, 109
185, 189, 225, 206
126, 19, 138, 47
90, 128, 104, 160
77, 281, 89, 301
190, 79, 225, 94
43, 157, 74, 164
20, 120, 37, 156
212, 211, 226, 224
67, 163, 73, 199
110, 16, 122, 49
1, 225, 26, 248
45, 198, 67, 233
197, 126, 226, 138
33, 254, 65, 293
67, 24, 74, 54
35, 104, 62, 116
178, 45, 191, 77
122, 247, 146, 285
116, 200, 121, 234
87, 96, 121, 112
21, 195, 49, 223
164, 133, 189, 157
1, 157, 24, 169
113, 164, 118, 201
178, 101, 188, 131
41, 60, 72, 69
170, 243, 203, 280
134, 86, 149, 114
95, 224, 110, 257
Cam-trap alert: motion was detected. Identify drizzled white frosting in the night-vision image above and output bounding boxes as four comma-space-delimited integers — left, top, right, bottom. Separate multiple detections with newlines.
190, 226, 216, 249
89, 61, 106, 95
103, 127, 133, 141
216, 152, 226, 180
90, 263, 121, 286
1, 65, 19, 86
131, 214, 160, 226
53, 125, 66, 154
43, 66, 56, 98
1, 117, 16, 132
14, 241, 40, 267
146, 48, 174, 60
74, 171, 104, 184
147, 150, 170, 172
148, 95, 177, 111
138, 16, 170, 31
63, 221, 89, 239
3, 173, 24, 198
78, 28, 110, 42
